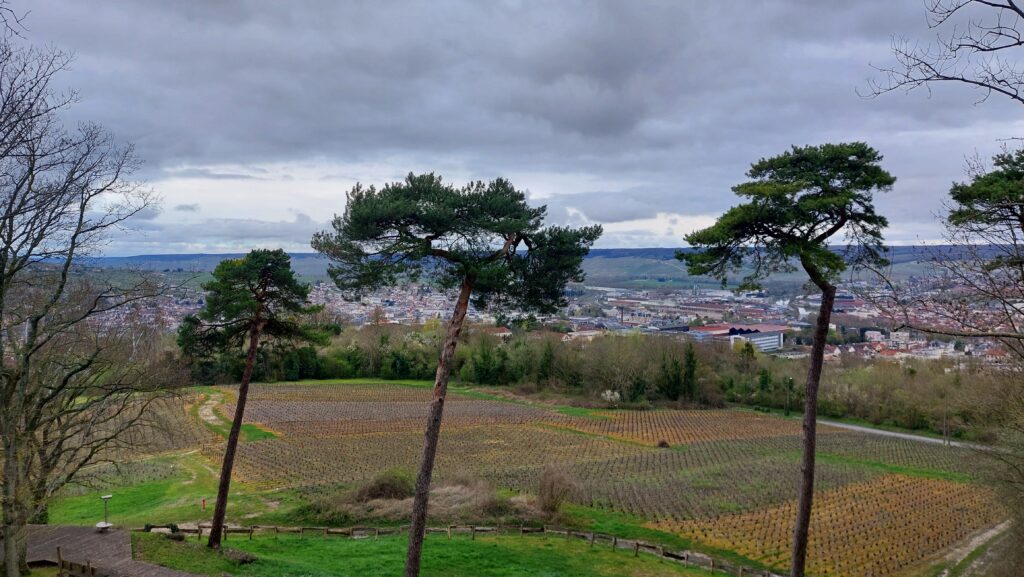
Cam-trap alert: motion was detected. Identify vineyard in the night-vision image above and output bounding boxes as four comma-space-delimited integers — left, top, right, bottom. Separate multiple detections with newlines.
655, 475, 1003, 577
190, 382, 1000, 577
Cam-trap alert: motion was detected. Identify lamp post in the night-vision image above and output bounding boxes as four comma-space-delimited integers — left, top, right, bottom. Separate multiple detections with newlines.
97, 495, 113, 533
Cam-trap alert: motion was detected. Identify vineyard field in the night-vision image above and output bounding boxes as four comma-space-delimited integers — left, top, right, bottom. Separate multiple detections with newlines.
190, 381, 1000, 577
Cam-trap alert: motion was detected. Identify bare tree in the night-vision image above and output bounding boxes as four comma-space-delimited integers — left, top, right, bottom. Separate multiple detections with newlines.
867, 0, 1024, 104
870, 149, 1024, 353
0, 39, 164, 577
0, 1, 26, 39
867, 2, 1024, 565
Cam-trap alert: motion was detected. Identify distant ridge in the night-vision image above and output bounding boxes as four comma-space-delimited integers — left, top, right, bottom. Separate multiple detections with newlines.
84, 245, 989, 272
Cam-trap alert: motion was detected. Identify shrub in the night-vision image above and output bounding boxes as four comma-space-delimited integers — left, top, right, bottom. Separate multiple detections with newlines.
352, 469, 414, 502
537, 466, 576, 515
223, 549, 258, 565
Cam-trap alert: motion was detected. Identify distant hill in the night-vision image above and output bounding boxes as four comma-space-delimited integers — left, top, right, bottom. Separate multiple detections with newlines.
84, 246, 983, 289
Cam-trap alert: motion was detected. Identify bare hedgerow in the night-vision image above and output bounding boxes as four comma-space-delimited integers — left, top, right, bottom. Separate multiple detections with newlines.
537, 465, 577, 515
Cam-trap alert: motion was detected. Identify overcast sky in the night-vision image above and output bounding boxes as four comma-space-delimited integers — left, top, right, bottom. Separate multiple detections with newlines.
21, 0, 1024, 255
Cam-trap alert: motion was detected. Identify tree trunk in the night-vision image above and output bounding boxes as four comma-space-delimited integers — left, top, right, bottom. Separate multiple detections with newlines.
404, 276, 474, 577
790, 283, 836, 577
2, 432, 24, 577
207, 322, 262, 549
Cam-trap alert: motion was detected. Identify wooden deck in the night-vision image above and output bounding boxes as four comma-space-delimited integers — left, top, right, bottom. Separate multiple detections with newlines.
1, 525, 200, 577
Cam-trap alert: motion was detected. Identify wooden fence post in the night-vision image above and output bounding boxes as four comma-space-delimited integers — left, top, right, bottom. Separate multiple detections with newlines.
633, 542, 639, 557
471, 527, 476, 541
612, 536, 617, 550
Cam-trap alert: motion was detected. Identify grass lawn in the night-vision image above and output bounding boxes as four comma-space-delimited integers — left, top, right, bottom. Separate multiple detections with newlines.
133, 532, 714, 577
562, 505, 768, 572
49, 453, 307, 528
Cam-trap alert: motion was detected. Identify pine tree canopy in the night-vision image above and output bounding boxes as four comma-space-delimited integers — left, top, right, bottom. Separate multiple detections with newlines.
680, 142, 895, 290
311, 172, 602, 313
178, 248, 323, 357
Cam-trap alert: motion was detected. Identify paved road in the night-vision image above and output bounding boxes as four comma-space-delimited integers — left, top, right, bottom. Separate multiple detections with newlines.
1, 525, 200, 577
818, 419, 989, 451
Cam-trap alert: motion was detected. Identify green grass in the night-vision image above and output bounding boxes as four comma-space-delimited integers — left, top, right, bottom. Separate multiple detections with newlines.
561, 505, 768, 572
258, 378, 435, 388
554, 405, 611, 420
188, 393, 278, 442
929, 526, 1007, 577
50, 453, 306, 528
815, 452, 974, 483
133, 532, 715, 577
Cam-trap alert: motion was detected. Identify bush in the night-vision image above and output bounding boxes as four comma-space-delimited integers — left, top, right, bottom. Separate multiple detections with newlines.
352, 469, 415, 502
537, 466, 576, 515
223, 549, 258, 565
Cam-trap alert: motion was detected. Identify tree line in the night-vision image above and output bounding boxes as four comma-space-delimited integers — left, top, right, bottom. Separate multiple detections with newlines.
184, 320, 1001, 441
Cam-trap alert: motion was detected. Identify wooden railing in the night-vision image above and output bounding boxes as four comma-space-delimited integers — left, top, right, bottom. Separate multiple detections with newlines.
139, 523, 784, 577
56, 547, 106, 577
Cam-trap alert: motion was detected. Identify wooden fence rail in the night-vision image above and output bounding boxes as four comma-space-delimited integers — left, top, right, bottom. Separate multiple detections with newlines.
56, 547, 106, 577
137, 523, 785, 577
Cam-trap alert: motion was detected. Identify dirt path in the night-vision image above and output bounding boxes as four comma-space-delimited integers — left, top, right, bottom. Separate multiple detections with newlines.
933, 520, 1011, 577
197, 393, 225, 427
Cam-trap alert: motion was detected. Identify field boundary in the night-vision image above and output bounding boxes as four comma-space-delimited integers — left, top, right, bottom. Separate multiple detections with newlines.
141, 522, 784, 577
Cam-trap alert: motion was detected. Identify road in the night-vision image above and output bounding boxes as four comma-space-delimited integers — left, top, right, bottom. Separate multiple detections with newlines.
818, 419, 988, 451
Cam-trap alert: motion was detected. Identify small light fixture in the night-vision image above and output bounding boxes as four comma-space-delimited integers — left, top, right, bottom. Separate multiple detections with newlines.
97, 495, 113, 533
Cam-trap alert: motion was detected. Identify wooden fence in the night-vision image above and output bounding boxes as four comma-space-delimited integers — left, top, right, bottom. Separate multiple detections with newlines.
56, 547, 106, 577
142, 523, 785, 577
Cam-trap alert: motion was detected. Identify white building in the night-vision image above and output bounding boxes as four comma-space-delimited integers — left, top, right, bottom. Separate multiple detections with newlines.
729, 330, 785, 353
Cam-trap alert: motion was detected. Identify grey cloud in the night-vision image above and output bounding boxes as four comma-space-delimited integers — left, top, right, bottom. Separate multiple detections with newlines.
119, 212, 324, 252
163, 167, 264, 180
542, 188, 676, 224
126, 206, 161, 221
174, 203, 200, 212
19, 0, 1020, 251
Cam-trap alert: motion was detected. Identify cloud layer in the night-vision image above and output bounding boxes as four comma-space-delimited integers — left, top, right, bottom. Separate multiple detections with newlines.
22, 0, 1024, 254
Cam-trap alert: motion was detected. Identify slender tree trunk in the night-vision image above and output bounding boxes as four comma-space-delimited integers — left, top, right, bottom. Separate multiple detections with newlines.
404, 276, 474, 577
2, 431, 24, 577
790, 283, 836, 577
15, 527, 26, 577
207, 322, 262, 549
